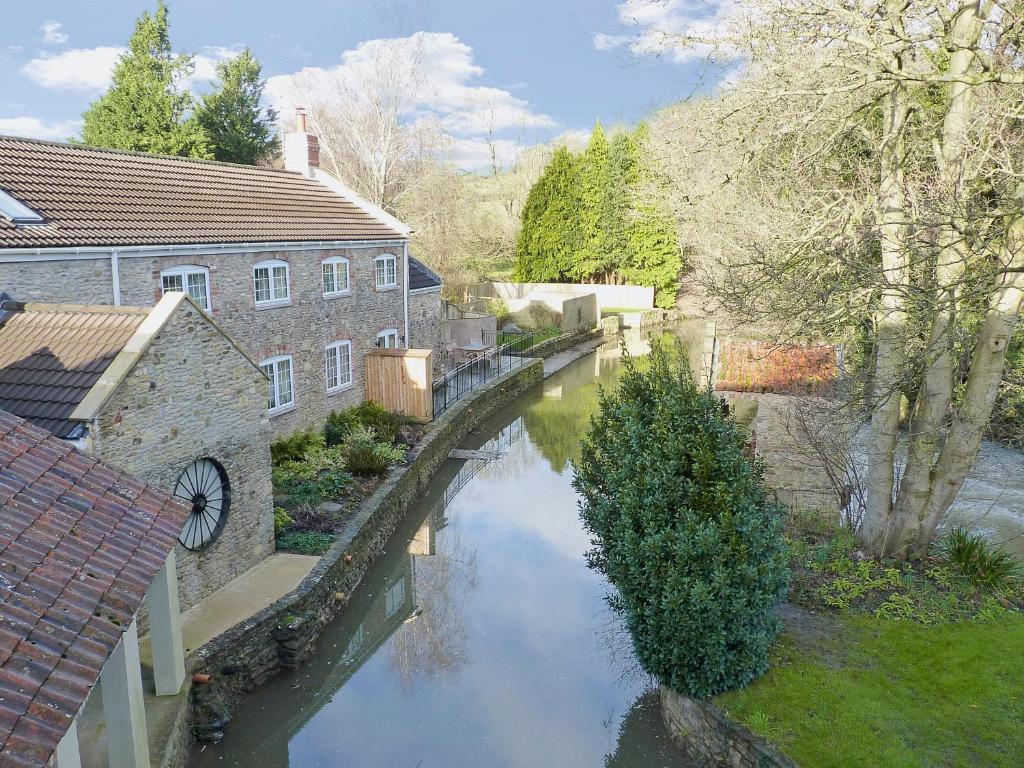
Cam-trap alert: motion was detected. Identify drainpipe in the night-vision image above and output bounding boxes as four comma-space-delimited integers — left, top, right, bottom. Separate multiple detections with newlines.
110, 250, 122, 306
403, 241, 410, 348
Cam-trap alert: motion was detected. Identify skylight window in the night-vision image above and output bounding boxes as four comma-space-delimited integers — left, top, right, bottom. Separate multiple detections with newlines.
0, 190, 44, 225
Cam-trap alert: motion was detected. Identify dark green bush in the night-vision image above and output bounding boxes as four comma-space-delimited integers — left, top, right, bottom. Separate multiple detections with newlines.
939, 528, 1022, 593
270, 429, 325, 465
272, 445, 352, 507
275, 531, 335, 556
343, 426, 406, 475
573, 344, 789, 699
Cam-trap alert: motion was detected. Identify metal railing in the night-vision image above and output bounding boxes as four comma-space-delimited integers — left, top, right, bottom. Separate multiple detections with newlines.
432, 332, 534, 417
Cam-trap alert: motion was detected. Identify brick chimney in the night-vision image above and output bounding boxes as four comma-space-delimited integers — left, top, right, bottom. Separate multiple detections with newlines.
284, 107, 320, 177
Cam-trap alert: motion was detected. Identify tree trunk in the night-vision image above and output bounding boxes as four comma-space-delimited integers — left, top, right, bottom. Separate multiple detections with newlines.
859, 72, 911, 556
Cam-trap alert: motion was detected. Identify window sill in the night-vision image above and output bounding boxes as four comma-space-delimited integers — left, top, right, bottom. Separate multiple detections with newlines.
323, 291, 352, 300
326, 382, 356, 396
255, 299, 292, 310
375, 284, 399, 292
268, 404, 297, 417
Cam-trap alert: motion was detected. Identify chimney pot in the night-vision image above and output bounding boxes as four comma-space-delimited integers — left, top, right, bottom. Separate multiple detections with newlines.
295, 107, 307, 134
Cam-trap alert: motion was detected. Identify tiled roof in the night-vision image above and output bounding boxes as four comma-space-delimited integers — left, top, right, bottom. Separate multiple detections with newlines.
0, 409, 189, 767
0, 136, 404, 249
0, 301, 149, 438
408, 257, 443, 291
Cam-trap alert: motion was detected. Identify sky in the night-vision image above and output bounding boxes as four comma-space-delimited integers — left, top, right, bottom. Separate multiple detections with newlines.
0, 0, 729, 168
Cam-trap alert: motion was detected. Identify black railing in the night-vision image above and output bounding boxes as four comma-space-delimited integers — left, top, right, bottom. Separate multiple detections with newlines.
433, 332, 534, 417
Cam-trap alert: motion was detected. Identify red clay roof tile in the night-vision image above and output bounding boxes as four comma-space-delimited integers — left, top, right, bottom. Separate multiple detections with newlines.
0, 409, 188, 767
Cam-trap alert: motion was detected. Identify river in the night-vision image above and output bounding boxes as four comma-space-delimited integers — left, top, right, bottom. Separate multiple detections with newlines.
191, 334, 695, 768
190, 327, 1024, 768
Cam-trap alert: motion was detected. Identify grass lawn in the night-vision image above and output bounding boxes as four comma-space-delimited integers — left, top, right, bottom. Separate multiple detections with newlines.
716, 611, 1024, 767
498, 325, 561, 348
601, 306, 648, 315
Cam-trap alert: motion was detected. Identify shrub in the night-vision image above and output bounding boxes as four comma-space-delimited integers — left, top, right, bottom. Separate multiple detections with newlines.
573, 344, 789, 699
324, 401, 407, 446
939, 528, 1022, 593
343, 426, 406, 475
275, 531, 335, 556
272, 445, 353, 507
273, 507, 294, 536
270, 429, 325, 465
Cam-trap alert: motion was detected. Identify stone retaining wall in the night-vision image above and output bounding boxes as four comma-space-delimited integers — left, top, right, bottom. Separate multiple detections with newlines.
187, 358, 545, 741
660, 687, 798, 768
528, 318, 619, 359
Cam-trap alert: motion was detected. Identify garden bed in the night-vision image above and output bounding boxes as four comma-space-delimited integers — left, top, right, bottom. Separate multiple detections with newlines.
714, 522, 1024, 767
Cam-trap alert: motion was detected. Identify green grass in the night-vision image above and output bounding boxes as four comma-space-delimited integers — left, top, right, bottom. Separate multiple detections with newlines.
275, 531, 335, 556
600, 306, 648, 315
716, 613, 1024, 767
498, 325, 561, 348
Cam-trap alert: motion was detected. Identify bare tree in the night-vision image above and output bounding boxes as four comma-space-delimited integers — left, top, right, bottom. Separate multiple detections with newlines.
281, 36, 440, 213
650, 0, 1024, 558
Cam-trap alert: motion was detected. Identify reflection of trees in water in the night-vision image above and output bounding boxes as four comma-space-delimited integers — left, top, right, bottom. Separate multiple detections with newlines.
603, 689, 695, 768
387, 512, 480, 688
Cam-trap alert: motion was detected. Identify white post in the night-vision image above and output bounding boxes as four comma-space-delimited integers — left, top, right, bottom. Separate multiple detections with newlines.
52, 719, 81, 768
100, 619, 150, 768
147, 549, 186, 696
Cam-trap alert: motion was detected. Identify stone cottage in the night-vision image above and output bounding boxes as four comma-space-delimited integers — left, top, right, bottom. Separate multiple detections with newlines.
407, 256, 444, 356
0, 111, 442, 438
0, 291, 272, 610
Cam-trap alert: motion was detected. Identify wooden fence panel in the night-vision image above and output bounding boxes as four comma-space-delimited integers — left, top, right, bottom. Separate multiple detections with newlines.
364, 349, 434, 421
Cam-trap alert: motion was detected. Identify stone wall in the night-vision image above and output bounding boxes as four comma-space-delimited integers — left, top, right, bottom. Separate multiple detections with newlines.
469, 280, 655, 310
1, 244, 411, 438
559, 293, 598, 333
660, 687, 798, 768
187, 358, 546, 737
408, 288, 442, 357
91, 300, 274, 609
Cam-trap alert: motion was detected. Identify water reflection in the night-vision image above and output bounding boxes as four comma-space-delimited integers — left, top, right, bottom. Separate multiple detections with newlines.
192, 341, 696, 768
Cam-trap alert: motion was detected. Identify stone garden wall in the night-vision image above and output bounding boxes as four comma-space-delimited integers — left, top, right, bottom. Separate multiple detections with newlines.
660, 687, 798, 768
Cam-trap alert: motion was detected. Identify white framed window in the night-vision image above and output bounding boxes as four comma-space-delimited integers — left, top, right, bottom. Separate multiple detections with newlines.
385, 577, 406, 618
374, 254, 397, 289
161, 265, 211, 311
260, 355, 294, 413
376, 329, 399, 348
322, 257, 350, 296
325, 340, 353, 391
253, 259, 290, 306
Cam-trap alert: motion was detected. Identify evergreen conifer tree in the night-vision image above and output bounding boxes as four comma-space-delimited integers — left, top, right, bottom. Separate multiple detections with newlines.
196, 49, 279, 165
514, 146, 580, 281
575, 122, 612, 281
81, 1, 210, 158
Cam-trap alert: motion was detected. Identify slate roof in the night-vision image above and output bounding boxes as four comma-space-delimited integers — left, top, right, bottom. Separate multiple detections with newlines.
408, 257, 443, 291
0, 136, 404, 249
0, 300, 149, 438
0, 409, 189, 767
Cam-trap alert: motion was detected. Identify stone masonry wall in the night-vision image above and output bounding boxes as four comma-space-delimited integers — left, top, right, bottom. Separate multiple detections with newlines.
408, 288, 442, 357
91, 301, 274, 610
660, 687, 798, 768
188, 359, 545, 738
1, 243, 410, 438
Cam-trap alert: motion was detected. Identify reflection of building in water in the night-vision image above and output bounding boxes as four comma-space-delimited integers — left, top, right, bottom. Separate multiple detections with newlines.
440, 416, 524, 512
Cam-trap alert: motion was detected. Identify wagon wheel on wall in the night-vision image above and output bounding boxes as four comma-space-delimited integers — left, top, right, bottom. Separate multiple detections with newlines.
173, 457, 231, 551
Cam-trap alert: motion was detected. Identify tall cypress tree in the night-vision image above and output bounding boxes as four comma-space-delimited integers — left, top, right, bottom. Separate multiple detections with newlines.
514, 146, 580, 281
621, 124, 683, 308
575, 122, 612, 281
196, 49, 279, 165
81, 1, 210, 158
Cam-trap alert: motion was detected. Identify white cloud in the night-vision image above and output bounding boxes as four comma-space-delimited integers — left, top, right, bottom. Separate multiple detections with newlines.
268, 32, 555, 169
592, 32, 628, 51
40, 21, 69, 45
191, 46, 243, 86
601, 0, 738, 64
446, 136, 523, 170
21, 46, 125, 91
0, 116, 80, 141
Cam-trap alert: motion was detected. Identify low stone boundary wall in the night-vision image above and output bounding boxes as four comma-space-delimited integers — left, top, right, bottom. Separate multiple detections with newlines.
187, 358, 545, 740
528, 319, 619, 360
660, 687, 798, 768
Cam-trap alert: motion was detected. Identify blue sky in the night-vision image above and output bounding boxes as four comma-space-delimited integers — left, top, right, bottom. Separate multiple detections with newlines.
0, 0, 725, 167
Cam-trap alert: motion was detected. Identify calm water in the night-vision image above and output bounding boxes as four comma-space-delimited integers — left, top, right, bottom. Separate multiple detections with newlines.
192, 334, 695, 768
